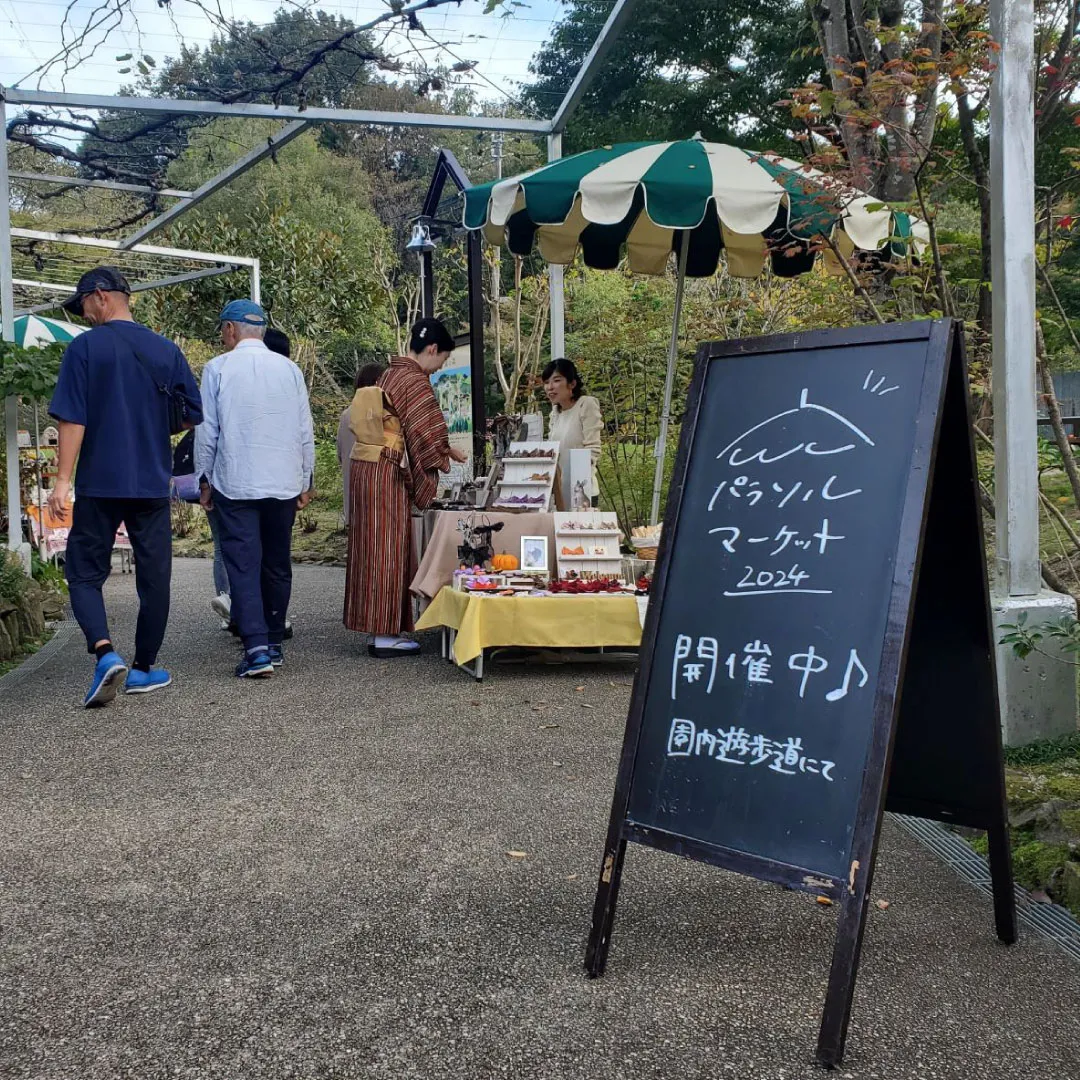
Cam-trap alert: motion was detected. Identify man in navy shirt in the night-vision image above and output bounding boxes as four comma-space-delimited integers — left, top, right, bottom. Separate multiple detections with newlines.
47, 267, 202, 707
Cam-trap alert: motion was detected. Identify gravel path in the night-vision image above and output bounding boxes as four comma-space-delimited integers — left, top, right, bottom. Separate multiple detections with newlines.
1, 558, 1078, 1079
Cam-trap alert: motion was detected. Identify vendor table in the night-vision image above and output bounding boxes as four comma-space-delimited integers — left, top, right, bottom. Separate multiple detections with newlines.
410, 511, 556, 600
415, 586, 643, 679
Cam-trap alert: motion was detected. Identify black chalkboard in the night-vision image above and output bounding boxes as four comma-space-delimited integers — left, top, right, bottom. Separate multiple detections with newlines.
586, 320, 1015, 1068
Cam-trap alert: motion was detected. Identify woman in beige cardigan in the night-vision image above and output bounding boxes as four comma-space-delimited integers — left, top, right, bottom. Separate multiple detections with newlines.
543, 357, 603, 509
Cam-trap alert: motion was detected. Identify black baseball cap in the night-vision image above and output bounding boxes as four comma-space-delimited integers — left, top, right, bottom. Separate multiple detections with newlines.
62, 266, 131, 318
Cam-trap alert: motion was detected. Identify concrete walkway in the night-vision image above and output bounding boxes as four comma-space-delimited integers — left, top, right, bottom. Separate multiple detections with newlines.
1, 558, 1079, 1080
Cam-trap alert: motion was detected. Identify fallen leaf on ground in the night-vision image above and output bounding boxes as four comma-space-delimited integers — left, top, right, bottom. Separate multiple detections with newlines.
567, 874, 578, 880
552, 761, 563, 767
532, 706, 545, 712
581, 703, 595, 709
574, 686, 585, 692
816, 896, 833, 906
875, 899, 890, 911
540, 723, 560, 730
470, 701, 481, 706
1031, 888, 1053, 905
506, 850, 528, 859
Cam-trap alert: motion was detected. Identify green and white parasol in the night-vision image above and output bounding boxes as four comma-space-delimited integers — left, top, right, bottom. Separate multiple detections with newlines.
463, 136, 927, 522
463, 136, 927, 278
12, 314, 85, 348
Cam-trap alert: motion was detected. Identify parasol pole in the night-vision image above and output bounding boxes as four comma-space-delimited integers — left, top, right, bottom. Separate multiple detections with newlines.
650, 231, 689, 525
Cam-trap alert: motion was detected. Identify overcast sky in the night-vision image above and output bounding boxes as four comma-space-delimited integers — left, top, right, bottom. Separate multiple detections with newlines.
0, 0, 568, 110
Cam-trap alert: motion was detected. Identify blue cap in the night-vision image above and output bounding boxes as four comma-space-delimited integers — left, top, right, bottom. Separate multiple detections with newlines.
218, 299, 267, 326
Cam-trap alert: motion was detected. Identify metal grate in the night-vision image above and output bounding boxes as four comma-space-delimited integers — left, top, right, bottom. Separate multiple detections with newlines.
0, 621, 79, 700
890, 813, 1080, 963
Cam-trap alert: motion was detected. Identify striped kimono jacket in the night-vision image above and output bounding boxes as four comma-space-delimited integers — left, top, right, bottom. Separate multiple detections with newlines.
344, 356, 450, 635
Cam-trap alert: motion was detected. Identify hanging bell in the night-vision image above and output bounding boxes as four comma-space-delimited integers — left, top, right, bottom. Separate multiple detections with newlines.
406, 222, 436, 253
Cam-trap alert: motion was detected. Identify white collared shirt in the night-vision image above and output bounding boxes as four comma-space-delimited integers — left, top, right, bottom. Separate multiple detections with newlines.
195, 338, 315, 500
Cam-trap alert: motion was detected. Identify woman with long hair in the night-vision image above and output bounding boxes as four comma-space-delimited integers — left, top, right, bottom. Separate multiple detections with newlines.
344, 319, 465, 656
543, 357, 603, 508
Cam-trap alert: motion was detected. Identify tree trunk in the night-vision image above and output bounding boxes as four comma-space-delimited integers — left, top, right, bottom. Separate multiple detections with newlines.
809, 0, 943, 201
956, 87, 992, 338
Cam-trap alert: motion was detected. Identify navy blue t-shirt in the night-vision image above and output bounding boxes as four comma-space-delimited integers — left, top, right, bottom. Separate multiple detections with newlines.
49, 320, 202, 499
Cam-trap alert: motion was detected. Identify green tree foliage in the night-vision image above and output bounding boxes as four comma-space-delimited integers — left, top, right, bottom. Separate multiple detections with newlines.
135, 121, 395, 355
0, 341, 64, 401
154, 9, 376, 106
523, 0, 817, 151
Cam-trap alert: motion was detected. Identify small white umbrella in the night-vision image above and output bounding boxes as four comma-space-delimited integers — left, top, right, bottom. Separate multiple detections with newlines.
13, 314, 85, 348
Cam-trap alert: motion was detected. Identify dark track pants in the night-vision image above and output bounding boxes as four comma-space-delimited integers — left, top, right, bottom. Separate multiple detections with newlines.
212, 492, 296, 652
66, 496, 172, 667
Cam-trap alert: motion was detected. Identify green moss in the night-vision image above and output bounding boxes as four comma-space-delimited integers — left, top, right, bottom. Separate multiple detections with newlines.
1040, 770, 1080, 802
1011, 840, 1072, 891
1059, 809, 1080, 837
1004, 769, 1050, 811
968, 834, 989, 856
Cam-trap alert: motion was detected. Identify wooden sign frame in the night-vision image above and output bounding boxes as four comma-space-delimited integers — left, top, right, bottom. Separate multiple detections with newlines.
584, 319, 1016, 1068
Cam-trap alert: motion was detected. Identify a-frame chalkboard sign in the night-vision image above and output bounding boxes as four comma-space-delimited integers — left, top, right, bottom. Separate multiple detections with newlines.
585, 319, 1016, 1068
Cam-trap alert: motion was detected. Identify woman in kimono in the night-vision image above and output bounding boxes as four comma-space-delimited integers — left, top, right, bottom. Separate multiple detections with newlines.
344, 319, 465, 657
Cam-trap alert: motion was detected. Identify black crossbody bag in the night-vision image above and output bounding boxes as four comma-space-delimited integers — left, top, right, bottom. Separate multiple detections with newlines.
105, 323, 189, 435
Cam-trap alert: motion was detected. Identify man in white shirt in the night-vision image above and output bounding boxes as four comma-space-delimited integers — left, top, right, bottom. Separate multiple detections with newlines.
195, 300, 315, 678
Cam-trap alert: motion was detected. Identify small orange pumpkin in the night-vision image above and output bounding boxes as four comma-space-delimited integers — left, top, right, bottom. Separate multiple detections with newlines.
492, 553, 519, 571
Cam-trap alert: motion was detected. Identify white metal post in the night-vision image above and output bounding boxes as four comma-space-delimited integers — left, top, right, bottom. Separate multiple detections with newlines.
989, 0, 1077, 744
1, 97, 25, 566
990, 0, 1039, 596
250, 260, 261, 305
547, 133, 565, 360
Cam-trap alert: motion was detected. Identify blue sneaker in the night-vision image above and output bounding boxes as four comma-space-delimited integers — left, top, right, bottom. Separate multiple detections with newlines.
84, 651, 129, 708
268, 644, 284, 667
125, 668, 173, 695
236, 650, 274, 678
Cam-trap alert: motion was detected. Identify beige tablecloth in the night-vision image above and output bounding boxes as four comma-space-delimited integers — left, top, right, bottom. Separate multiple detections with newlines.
410, 510, 556, 600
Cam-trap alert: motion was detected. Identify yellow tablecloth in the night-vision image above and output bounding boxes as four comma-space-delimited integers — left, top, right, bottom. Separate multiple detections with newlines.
415, 587, 643, 665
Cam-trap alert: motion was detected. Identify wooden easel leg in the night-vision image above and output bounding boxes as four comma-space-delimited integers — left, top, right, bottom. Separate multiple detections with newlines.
816, 885, 872, 1068
584, 835, 628, 978
986, 820, 1018, 944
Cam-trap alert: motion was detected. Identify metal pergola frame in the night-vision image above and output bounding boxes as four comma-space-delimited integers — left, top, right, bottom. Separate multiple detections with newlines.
0, 0, 638, 561
415, 148, 486, 465
10, 226, 260, 320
